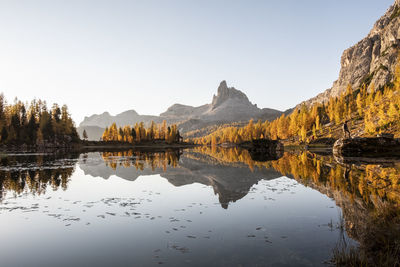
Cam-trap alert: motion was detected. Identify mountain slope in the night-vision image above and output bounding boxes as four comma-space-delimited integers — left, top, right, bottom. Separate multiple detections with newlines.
301, 0, 400, 107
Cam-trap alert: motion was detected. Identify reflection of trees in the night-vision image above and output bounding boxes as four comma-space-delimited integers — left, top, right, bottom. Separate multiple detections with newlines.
191, 146, 400, 207
0, 154, 77, 200
99, 147, 400, 210
254, 151, 400, 266
107, 148, 382, 211
191, 147, 400, 264
101, 150, 182, 172
191, 146, 268, 171
266, 152, 400, 207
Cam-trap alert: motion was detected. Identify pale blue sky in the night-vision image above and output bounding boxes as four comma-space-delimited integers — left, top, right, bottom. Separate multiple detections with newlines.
0, 0, 394, 123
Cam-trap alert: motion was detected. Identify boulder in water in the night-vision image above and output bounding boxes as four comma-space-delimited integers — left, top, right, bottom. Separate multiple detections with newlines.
333, 136, 400, 157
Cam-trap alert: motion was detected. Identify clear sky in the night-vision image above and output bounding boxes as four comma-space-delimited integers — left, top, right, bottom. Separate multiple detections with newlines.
0, 0, 394, 124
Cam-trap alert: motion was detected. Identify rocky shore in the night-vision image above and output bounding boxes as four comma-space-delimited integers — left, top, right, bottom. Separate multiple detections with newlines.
333, 136, 400, 157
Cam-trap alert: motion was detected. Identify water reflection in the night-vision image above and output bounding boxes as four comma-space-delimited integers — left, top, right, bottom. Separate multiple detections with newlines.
0, 153, 79, 200
187, 147, 400, 265
0, 147, 399, 265
101, 149, 181, 171
2, 148, 399, 212
80, 149, 282, 209
78, 147, 400, 210
92, 147, 400, 265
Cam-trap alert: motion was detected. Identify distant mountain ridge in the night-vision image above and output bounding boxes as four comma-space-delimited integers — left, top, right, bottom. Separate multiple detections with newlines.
78, 81, 282, 140
80, 110, 161, 128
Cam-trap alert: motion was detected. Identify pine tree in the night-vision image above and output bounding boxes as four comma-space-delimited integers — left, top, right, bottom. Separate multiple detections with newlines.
36, 128, 44, 144
364, 109, 376, 135
356, 93, 363, 116
315, 115, 321, 131
27, 113, 37, 144
161, 120, 167, 140
82, 129, 88, 140
388, 103, 398, 124
300, 126, 307, 142
131, 128, 136, 142
211, 135, 217, 147
1, 127, 8, 143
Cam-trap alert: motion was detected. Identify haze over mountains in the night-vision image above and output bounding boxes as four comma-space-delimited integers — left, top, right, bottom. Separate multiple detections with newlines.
78, 81, 283, 140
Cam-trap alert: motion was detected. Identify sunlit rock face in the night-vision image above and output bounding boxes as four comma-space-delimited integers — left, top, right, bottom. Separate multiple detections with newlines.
301, 0, 400, 107
203, 80, 263, 122
211, 80, 251, 109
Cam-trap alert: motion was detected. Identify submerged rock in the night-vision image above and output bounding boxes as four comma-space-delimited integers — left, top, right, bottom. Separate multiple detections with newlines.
333, 137, 400, 157
239, 139, 283, 161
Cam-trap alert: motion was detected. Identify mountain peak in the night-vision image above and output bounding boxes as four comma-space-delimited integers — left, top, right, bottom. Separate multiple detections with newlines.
211, 80, 250, 109
118, 109, 139, 116
218, 80, 228, 90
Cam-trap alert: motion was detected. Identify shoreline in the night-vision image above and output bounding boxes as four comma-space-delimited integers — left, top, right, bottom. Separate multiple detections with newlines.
0, 141, 200, 154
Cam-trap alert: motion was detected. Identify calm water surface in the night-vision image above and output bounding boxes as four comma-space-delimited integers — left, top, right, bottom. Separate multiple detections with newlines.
1, 148, 394, 267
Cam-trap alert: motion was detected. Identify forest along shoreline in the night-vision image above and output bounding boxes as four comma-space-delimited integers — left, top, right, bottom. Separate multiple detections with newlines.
0, 98, 199, 154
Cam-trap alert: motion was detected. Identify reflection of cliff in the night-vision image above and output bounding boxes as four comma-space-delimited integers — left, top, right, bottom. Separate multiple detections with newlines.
79, 149, 283, 209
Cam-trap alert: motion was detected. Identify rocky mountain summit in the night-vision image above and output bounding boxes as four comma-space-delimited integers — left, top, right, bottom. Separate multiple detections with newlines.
78, 81, 282, 140
302, 0, 400, 106
211, 80, 251, 109
159, 80, 268, 122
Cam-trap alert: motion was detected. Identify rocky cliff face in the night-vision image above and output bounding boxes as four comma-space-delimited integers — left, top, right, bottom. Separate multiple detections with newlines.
211, 81, 251, 109
302, 0, 400, 106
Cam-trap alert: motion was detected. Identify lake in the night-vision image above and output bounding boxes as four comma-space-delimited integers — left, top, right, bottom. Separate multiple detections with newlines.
0, 147, 398, 266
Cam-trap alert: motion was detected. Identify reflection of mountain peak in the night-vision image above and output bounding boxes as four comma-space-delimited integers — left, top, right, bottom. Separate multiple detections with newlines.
210, 179, 248, 209
78, 150, 283, 209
